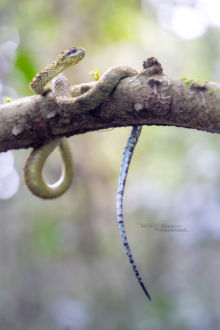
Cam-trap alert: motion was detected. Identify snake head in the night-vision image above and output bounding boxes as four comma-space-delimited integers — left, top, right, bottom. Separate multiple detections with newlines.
59, 47, 85, 66
30, 46, 86, 94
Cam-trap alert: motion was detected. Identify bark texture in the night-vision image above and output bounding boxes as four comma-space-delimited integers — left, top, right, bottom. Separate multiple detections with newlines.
0, 68, 220, 152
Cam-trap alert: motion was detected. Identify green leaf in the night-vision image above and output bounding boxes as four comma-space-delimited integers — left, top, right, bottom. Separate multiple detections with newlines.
15, 48, 37, 83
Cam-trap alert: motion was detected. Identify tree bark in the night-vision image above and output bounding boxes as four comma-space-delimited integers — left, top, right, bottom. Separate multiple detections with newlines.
0, 68, 220, 152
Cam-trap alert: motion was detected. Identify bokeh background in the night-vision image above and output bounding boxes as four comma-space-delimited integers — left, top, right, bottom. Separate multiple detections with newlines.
1, 0, 220, 329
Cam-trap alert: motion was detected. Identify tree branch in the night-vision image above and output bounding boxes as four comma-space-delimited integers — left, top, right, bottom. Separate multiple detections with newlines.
0, 68, 220, 152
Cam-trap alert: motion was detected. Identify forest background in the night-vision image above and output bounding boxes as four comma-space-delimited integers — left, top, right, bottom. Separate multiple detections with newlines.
0, 0, 220, 329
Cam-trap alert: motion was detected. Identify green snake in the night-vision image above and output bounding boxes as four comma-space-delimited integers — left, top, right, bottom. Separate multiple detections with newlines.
24, 46, 137, 199
24, 46, 151, 299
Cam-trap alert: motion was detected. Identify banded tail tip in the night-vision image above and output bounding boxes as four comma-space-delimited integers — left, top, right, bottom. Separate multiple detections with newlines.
141, 282, 152, 301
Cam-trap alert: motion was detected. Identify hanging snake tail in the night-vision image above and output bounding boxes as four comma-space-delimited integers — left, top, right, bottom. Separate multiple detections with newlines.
117, 126, 151, 301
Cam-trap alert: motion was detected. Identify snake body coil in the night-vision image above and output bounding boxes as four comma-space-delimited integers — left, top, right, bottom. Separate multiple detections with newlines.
24, 138, 74, 199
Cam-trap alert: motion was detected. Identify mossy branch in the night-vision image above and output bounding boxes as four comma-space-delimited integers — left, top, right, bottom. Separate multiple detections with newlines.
0, 68, 220, 152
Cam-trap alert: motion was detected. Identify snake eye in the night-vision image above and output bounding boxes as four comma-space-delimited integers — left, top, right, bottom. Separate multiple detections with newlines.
65, 47, 77, 56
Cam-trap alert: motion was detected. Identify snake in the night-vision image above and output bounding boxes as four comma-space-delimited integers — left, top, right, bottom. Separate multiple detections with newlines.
24, 46, 151, 299
24, 46, 137, 199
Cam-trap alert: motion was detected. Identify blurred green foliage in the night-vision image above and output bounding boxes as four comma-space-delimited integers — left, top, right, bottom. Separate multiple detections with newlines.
15, 49, 37, 93
1, 0, 220, 329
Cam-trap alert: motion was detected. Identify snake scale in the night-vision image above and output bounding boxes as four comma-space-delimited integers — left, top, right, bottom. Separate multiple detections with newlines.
24, 46, 151, 300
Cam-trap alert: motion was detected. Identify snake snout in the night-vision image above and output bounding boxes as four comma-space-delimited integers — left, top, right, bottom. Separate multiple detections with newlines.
78, 47, 85, 57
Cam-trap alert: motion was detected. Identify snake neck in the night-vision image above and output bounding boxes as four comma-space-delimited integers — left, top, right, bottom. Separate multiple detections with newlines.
30, 61, 68, 94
